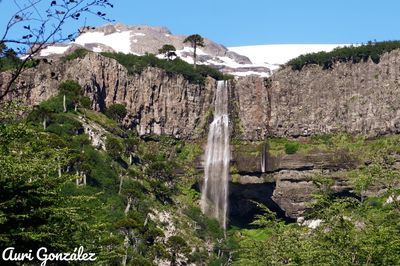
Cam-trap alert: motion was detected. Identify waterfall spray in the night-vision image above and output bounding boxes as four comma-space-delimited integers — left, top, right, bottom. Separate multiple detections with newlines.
201, 81, 230, 230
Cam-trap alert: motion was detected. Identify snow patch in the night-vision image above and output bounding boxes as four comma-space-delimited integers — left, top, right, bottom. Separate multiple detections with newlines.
229, 44, 349, 69
74, 31, 132, 54
40, 45, 70, 56
230, 71, 269, 77
178, 46, 208, 56
133, 32, 146, 36
93, 47, 102, 53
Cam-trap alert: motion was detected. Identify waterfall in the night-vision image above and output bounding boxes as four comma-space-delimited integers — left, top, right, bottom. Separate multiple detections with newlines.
261, 143, 267, 173
201, 80, 230, 230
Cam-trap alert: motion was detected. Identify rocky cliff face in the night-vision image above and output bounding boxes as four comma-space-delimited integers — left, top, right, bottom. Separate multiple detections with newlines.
268, 49, 400, 137
0, 53, 216, 139
228, 49, 400, 139
230, 143, 357, 220
4, 49, 400, 140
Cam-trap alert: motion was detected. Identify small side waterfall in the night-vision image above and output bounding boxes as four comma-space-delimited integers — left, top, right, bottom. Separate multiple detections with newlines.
261, 143, 267, 173
201, 80, 230, 230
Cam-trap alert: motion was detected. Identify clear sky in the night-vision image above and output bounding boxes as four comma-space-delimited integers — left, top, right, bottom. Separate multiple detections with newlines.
1, 0, 400, 47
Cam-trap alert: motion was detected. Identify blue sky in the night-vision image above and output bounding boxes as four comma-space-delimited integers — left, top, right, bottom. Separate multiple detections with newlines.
1, 0, 400, 46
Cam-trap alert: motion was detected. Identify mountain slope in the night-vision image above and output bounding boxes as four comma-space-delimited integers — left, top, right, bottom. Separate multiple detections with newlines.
39, 24, 270, 76
39, 24, 349, 77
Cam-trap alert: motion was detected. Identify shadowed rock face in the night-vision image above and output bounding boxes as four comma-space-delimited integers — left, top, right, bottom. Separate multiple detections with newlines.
228, 141, 360, 220
229, 182, 293, 228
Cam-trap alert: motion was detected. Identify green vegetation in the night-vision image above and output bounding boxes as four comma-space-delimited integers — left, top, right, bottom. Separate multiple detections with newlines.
287, 40, 400, 71
61, 48, 89, 62
183, 34, 205, 68
1, 95, 230, 264
229, 134, 400, 265
158, 44, 177, 60
105, 103, 127, 122
232, 178, 400, 265
0, 43, 39, 72
100, 52, 232, 84
268, 137, 308, 156
284, 142, 300, 154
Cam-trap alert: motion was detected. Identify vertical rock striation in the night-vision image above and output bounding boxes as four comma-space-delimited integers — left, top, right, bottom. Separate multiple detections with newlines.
0, 53, 216, 139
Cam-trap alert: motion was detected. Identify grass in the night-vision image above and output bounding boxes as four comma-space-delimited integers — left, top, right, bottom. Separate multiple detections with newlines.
82, 109, 118, 129
229, 227, 269, 242
268, 137, 310, 156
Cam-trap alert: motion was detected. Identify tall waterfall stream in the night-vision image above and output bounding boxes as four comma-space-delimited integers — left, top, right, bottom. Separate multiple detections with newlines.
201, 81, 230, 230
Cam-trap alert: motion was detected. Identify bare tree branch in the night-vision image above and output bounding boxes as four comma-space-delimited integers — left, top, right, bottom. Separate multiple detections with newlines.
0, 0, 114, 101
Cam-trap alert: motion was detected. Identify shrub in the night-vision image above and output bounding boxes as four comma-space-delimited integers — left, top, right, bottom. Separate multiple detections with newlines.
59, 80, 82, 97
106, 136, 123, 159
105, 103, 127, 122
39, 95, 68, 113
62, 48, 89, 62
46, 114, 82, 136
284, 142, 300, 154
80, 96, 92, 109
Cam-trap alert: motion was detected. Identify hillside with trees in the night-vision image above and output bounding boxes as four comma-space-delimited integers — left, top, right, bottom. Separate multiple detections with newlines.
287, 41, 400, 70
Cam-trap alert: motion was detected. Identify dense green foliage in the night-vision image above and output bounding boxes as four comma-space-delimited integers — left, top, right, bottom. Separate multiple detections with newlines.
0, 43, 39, 72
105, 103, 127, 122
1, 95, 227, 265
233, 190, 400, 265
284, 142, 300, 154
0, 108, 114, 260
100, 52, 232, 84
287, 40, 400, 70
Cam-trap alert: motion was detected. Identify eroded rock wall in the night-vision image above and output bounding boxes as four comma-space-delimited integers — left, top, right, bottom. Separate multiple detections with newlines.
0, 53, 216, 139
4, 50, 400, 139
269, 50, 400, 137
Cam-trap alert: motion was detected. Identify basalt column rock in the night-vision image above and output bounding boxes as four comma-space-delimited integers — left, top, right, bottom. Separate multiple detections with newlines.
0, 53, 216, 139
230, 76, 270, 140
269, 50, 400, 137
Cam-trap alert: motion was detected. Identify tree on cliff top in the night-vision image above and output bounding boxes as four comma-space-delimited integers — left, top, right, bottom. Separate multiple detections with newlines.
0, 0, 114, 101
158, 44, 177, 60
183, 34, 205, 68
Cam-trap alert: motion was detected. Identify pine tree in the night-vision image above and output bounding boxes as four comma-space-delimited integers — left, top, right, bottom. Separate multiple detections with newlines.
158, 44, 177, 60
183, 34, 205, 68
